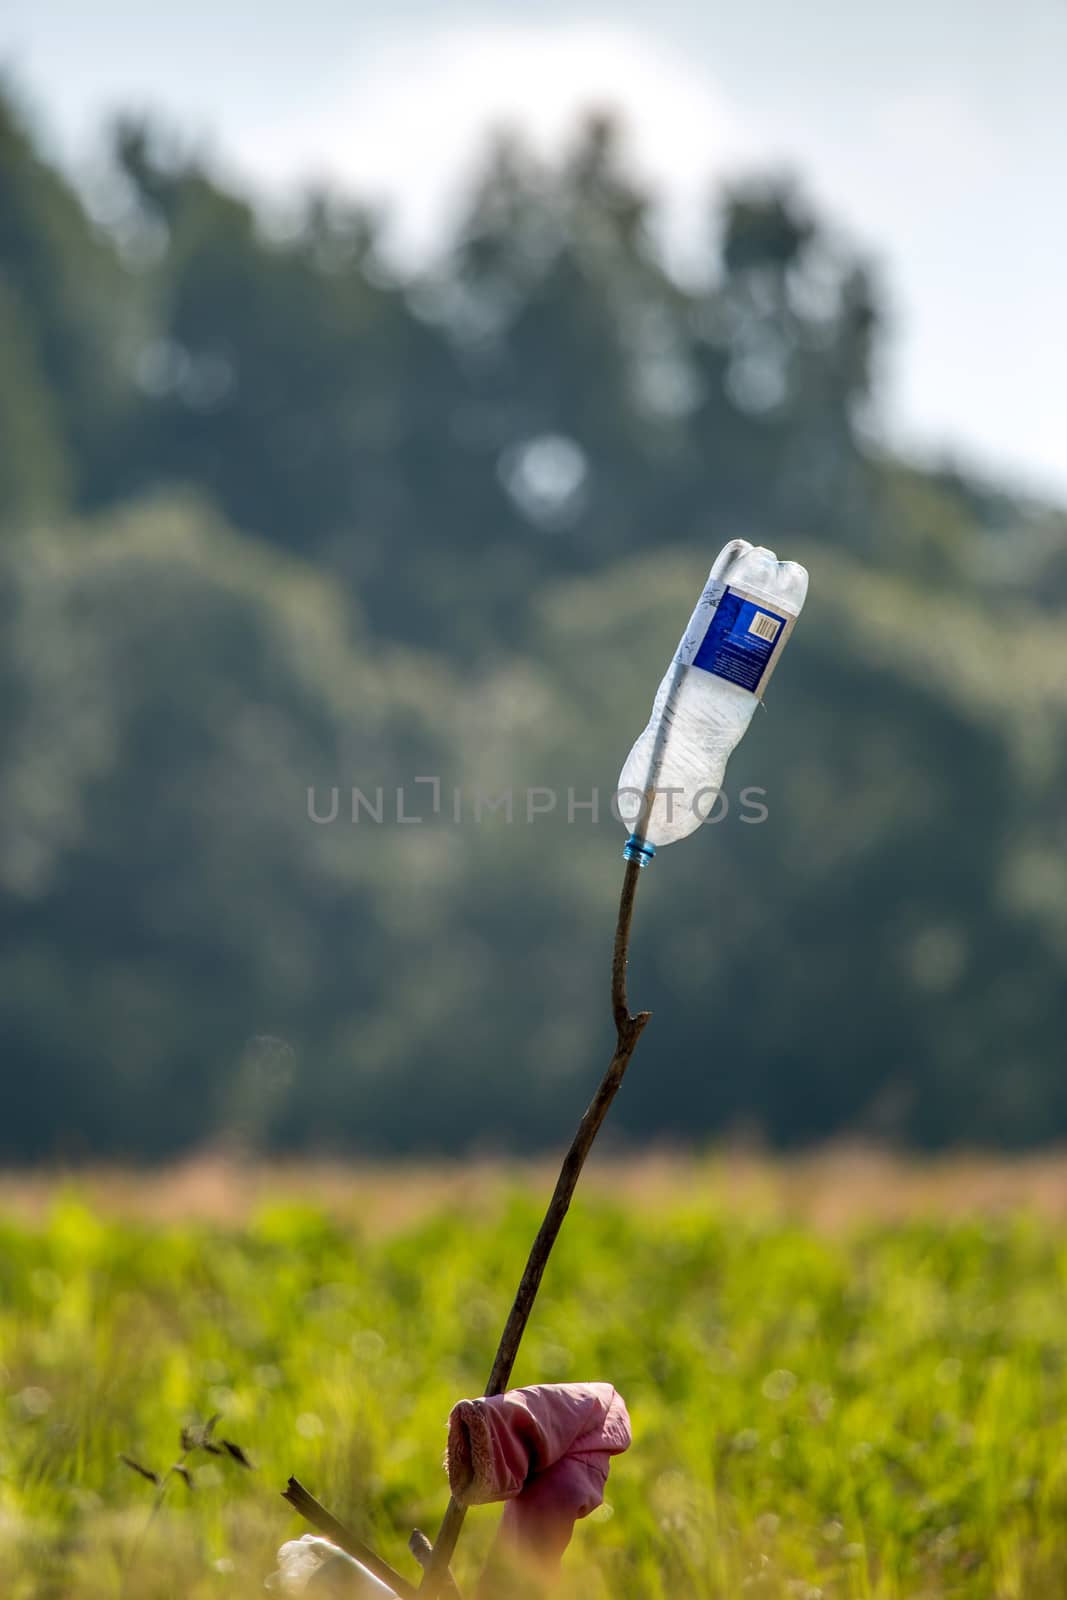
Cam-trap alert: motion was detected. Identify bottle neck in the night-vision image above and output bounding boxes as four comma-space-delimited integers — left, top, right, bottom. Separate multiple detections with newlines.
623, 835, 656, 868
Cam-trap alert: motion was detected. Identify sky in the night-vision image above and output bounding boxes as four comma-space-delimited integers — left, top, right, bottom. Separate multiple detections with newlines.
5, 0, 1065, 502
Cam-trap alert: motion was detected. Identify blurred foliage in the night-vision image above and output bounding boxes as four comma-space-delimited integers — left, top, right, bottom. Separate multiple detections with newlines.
4, 1190, 1067, 1596
0, 86, 1066, 1157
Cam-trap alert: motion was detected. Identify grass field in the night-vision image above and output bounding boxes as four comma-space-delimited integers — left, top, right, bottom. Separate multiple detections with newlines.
4, 1153, 1067, 1598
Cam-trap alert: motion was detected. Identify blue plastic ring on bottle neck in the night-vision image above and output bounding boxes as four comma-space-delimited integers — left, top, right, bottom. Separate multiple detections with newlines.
623, 835, 656, 868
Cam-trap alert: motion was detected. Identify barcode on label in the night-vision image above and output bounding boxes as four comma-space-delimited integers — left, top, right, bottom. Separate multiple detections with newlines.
748, 612, 780, 643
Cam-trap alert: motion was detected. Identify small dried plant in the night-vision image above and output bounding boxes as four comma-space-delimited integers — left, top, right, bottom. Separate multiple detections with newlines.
119, 1411, 253, 1580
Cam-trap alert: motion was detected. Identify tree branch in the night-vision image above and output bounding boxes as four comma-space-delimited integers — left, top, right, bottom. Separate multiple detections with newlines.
410, 1530, 463, 1597
418, 858, 650, 1593
281, 1477, 418, 1598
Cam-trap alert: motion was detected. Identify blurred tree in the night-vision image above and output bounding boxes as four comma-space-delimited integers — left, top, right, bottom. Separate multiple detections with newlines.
0, 86, 132, 512
112, 123, 481, 648
0, 497, 464, 1156
0, 277, 70, 520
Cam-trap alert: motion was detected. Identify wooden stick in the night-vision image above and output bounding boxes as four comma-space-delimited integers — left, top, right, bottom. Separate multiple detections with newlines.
409, 1530, 463, 1597
281, 1476, 418, 1597
418, 859, 651, 1593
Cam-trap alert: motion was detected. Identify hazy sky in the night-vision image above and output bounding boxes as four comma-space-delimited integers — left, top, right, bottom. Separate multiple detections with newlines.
5, 0, 1065, 501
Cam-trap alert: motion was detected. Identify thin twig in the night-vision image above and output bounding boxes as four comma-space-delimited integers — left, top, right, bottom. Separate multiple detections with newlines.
122, 1445, 192, 1591
410, 1530, 463, 1597
419, 859, 650, 1594
281, 1477, 419, 1597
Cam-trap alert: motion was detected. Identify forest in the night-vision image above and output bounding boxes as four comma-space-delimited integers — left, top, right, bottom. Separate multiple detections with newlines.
3, 84, 1066, 1159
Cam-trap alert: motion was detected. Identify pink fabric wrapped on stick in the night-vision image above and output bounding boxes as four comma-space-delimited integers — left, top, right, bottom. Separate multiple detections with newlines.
446, 1382, 631, 1570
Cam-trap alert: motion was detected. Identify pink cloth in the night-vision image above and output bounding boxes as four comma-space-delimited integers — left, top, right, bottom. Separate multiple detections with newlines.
446, 1382, 631, 1567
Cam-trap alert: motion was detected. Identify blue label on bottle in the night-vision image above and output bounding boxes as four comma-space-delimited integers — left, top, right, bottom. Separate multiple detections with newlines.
692, 587, 789, 695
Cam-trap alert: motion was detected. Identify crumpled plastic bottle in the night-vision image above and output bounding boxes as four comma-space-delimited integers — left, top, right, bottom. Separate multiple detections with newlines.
616, 540, 808, 863
266, 1533, 397, 1596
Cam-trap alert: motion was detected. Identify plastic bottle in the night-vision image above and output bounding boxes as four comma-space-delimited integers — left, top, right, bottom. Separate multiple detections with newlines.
616, 540, 808, 864
268, 1534, 398, 1596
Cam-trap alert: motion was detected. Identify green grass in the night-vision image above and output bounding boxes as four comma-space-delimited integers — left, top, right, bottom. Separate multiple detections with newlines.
3, 1174, 1067, 1597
